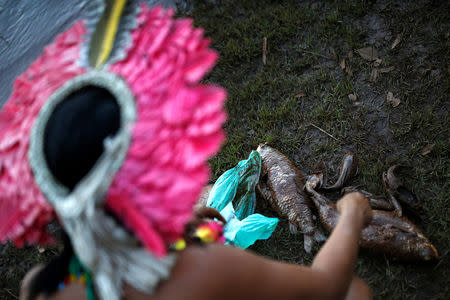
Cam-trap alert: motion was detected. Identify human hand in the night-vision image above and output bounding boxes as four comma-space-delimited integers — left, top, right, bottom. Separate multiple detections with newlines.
193, 206, 226, 223
183, 206, 225, 245
337, 192, 373, 228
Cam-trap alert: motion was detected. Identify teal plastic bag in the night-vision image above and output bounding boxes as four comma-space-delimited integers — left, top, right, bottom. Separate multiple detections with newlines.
219, 201, 278, 248
207, 151, 260, 219
206, 151, 279, 248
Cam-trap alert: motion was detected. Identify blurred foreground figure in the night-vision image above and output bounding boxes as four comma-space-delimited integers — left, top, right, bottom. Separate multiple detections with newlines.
0, 1, 372, 299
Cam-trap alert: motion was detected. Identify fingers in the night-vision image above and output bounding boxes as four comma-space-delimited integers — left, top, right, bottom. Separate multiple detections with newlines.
337, 192, 373, 227
194, 206, 226, 223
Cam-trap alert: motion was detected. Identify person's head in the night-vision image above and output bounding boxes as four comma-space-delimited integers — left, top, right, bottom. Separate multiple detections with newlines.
44, 86, 121, 190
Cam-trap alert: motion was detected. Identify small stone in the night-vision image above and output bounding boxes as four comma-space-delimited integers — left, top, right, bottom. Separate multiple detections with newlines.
369, 69, 379, 82
386, 92, 400, 107
431, 69, 441, 77
348, 94, 357, 101
374, 58, 382, 67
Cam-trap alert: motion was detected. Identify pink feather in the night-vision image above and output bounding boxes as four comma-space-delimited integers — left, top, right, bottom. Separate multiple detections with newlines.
0, 5, 226, 258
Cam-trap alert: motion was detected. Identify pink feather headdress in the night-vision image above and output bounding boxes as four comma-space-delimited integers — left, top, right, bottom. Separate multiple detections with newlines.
0, 3, 226, 260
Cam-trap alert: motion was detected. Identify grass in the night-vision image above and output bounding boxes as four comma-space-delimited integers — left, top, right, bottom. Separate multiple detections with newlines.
192, 0, 449, 299
1, 0, 449, 299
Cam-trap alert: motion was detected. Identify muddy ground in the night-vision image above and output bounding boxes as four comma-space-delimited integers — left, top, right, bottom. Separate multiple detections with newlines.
1, 0, 449, 299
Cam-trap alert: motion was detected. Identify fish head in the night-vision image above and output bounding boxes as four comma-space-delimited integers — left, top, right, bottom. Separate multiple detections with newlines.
418, 242, 439, 261
256, 142, 270, 153
341, 186, 361, 195
305, 173, 324, 192
386, 165, 403, 190
257, 143, 276, 160
341, 152, 358, 176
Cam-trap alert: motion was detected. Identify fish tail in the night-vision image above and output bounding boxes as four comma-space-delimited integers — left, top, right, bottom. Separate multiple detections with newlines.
313, 228, 327, 242
303, 234, 313, 253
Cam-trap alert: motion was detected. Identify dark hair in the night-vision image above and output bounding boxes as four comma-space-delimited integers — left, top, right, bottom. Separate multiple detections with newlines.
26, 231, 73, 300
44, 86, 121, 190
26, 86, 120, 299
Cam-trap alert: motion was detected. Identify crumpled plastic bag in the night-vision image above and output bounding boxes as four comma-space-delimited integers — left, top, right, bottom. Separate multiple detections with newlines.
206, 151, 278, 248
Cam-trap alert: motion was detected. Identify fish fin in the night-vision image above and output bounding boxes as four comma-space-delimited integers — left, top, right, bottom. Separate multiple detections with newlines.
313, 228, 327, 243
386, 165, 402, 190
303, 234, 313, 253
341, 185, 363, 195
383, 171, 403, 217
289, 222, 298, 234
314, 161, 328, 186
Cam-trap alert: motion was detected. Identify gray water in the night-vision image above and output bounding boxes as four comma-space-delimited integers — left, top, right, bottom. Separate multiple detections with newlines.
0, 0, 186, 106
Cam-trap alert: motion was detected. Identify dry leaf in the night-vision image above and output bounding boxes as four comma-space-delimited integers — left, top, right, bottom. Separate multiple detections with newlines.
262, 37, 267, 65
374, 58, 382, 67
421, 68, 431, 76
353, 101, 362, 106
340, 58, 346, 70
357, 47, 379, 61
386, 92, 400, 107
391, 34, 402, 49
331, 49, 338, 61
348, 94, 357, 101
431, 69, 441, 77
38, 247, 46, 253
345, 66, 353, 77
369, 69, 379, 82
380, 66, 395, 73
421, 144, 435, 156
294, 92, 306, 98
348, 51, 354, 59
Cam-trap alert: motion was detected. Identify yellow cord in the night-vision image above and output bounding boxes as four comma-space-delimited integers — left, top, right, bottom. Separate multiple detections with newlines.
95, 0, 127, 68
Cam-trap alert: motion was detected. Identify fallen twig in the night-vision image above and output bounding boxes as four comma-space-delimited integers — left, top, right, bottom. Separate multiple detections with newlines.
4, 289, 18, 299
262, 37, 267, 65
391, 34, 402, 49
299, 48, 334, 60
309, 123, 338, 141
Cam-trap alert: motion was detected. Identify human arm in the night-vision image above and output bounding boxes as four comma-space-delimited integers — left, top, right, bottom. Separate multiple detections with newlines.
24, 194, 372, 300
177, 191, 372, 300
147, 192, 373, 300
311, 192, 373, 299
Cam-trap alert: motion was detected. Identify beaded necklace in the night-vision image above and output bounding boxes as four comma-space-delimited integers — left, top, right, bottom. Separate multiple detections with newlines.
171, 220, 226, 251
56, 220, 225, 299
58, 255, 96, 300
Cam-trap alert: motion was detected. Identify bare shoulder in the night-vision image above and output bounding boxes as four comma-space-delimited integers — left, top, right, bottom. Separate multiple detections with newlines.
149, 244, 323, 300
21, 245, 326, 300
20, 265, 87, 300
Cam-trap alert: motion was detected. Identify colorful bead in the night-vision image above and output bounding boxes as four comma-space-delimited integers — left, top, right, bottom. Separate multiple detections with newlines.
195, 226, 216, 243
57, 256, 96, 299
58, 282, 65, 291
70, 274, 77, 283
173, 239, 186, 251
194, 221, 224, 243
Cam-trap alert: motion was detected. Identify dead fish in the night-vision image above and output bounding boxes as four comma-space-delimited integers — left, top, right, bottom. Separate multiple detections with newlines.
256, 175, 277, 212
342, 186, 394, 211
321, 153, 358, 191
305, 174, 439, 262
257, 144, 320, 253
384, 165, 423, 218
382, 171, 403, 217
